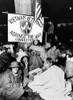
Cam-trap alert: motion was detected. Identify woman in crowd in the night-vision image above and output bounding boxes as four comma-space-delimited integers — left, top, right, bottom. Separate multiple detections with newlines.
21, 55, 29, 83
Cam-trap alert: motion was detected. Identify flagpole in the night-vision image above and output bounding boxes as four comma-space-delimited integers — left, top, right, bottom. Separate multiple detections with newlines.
45, 32, 47, 44
34, 0, 37, 21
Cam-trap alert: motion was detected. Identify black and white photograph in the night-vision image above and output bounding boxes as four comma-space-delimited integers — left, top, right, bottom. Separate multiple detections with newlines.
0, 0, 73, 100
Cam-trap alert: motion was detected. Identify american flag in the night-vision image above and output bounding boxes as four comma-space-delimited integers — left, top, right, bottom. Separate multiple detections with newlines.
35, 0, 44, 27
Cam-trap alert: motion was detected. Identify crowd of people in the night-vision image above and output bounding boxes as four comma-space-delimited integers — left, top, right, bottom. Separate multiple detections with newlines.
0, 39, 73, 100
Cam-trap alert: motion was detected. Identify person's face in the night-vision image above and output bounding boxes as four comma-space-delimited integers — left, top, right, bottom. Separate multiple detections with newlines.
34, 40, 38, 45
12, 67, 18, 74
24, 44, 28, 49
7, 48, 11, 53
44, 61, 51, 69
23, 57, 28, 65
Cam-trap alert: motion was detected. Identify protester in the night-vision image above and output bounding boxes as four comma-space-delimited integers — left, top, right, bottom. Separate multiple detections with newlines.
28, 57, 71, 100
0, 61, 25, 100
46, 45, 61, 63
21, 55, 29, 82
29, 50, 43, 71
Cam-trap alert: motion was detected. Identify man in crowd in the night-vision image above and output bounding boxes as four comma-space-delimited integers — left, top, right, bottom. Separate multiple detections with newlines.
0, 61, 25, 100
28, 57, 71, 100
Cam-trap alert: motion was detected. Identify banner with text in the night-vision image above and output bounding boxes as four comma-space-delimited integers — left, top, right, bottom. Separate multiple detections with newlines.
8, 13, 44, 43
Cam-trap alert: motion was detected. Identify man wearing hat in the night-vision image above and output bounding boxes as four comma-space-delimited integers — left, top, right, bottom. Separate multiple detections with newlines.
0, 61, 25, 100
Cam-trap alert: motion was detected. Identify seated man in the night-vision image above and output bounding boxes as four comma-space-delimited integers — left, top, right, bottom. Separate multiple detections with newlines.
0, 61, 25, 100
28, 57, 71, 100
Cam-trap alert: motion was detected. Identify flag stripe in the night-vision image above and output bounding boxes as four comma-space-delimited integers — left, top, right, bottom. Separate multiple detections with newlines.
35, 0, 44, 27
36, 9, 41, 19
36, 4, 41, 14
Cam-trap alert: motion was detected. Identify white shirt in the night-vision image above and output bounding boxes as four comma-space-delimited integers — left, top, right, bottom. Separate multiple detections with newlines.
28, 65, 71, 100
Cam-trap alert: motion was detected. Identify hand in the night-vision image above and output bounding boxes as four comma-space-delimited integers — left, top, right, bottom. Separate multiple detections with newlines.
23, 77, 30, 87
29, 75, 34, 81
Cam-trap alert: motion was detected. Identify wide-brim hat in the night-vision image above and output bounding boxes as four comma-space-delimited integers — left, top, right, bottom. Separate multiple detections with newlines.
10, 61, 19, 68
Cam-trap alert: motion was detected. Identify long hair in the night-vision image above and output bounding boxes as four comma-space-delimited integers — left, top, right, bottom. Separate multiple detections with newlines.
21, 55, 29, 71
21, 56, 29, 65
